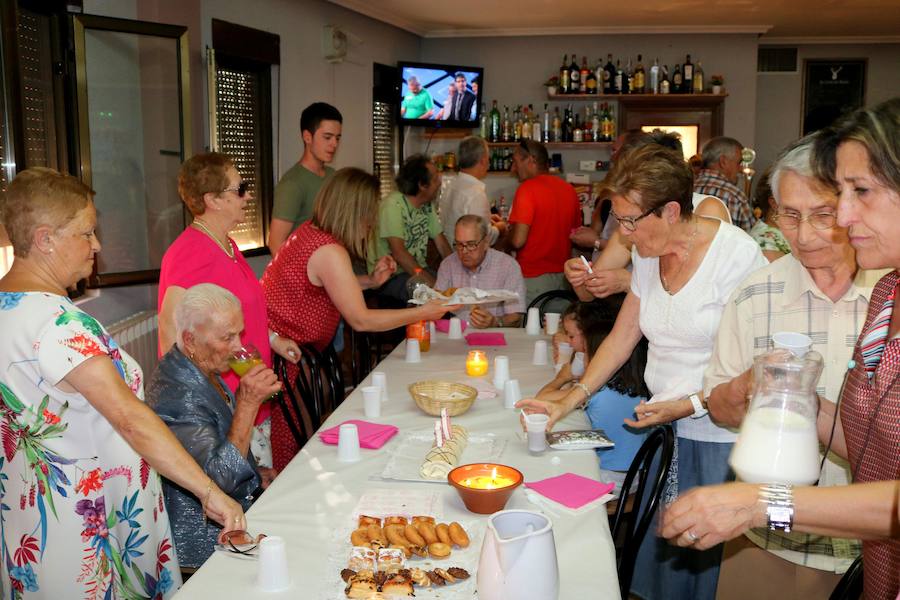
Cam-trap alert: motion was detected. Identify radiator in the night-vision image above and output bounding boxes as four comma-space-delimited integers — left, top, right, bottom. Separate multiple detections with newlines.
107, 310, 159, 378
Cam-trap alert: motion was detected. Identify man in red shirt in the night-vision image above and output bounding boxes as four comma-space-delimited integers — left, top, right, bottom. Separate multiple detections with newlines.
506, 140, 581, 304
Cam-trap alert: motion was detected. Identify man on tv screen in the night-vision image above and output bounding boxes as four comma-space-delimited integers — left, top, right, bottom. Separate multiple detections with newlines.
401, 76, 434, 120
448, 72, 476, 122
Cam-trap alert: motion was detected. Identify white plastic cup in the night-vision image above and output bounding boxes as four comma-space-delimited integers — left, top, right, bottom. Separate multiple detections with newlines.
371, 371, 388, 403
524, 413, 549, 454
772, 331, 812, 356
532, 340, 548, 366
405, 339, 421, 363
504, 379, 521, 409
544, 312, 561, 335
362, 386, 381, 419
556, 342, 573, 367
429, 321, 437, 343
525, 307, 541, 335
448, 317, 464, 339
493, 355, 510, 390
256, 535, 291, 592
337, 423, 361, 463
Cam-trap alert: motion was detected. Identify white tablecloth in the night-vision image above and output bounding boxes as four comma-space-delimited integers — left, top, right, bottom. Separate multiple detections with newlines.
176, 328, 620, 599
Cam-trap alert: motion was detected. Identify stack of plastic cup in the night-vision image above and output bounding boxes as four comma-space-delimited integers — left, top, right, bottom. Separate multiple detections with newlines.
532, 340, 548, 365
493, 355, 510, 390
362, 386, 381, 419
503, 379, 521, 409
337, 423, 361, 462
371, 371, 388, 402
448, 317, 464, 339
544, 312, 561, 335
405, 339, 421, 363
525, 308, 541, 335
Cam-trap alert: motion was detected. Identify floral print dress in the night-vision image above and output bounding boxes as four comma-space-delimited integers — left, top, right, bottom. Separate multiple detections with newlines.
0, 292, 180, 599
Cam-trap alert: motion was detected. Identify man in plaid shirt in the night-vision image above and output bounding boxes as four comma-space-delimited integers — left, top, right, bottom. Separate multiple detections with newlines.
694, 136, 756, 231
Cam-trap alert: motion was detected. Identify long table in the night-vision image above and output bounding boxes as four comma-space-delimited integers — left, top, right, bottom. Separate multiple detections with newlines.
177, 327, 620, 598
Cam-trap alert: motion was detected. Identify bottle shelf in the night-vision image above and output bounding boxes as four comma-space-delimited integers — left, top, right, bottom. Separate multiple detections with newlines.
547, 92, 728, 104
487, 142, 613, 149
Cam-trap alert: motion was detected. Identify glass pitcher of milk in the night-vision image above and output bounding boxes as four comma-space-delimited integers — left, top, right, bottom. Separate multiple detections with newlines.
729, 348, 824, 485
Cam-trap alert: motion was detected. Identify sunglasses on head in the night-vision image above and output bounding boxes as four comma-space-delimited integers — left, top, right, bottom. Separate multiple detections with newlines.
222, 181, 249, 198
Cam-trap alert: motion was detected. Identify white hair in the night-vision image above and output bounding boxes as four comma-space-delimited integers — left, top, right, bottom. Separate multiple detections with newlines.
769, 134, 817, 206
174, 283, 241, 349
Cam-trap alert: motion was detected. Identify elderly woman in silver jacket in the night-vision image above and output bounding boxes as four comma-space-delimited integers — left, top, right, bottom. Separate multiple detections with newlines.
146, 283, 281, 568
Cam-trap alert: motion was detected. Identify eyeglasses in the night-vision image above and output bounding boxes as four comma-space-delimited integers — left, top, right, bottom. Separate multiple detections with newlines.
609, 206, 658, 232
453, 235, 487, 252
219, 530, 266, 556
773, 211, 837, 230
222, 181, 249, 198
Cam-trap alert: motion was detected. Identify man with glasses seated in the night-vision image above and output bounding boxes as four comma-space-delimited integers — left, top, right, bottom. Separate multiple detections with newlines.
436, 215, 525, 328
701, 134, 887, 599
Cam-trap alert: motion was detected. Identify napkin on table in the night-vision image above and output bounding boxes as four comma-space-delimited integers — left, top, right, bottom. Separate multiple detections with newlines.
318, 420, 399, 449
435, 319, 468, 334
525, 473, 615, 510
464, 332, 506, 346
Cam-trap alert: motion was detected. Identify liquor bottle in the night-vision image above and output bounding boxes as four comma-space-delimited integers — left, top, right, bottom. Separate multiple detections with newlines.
605, 103, 616, 140
692, 61, 704, 93
559, 54, 570, 94
573, 114, 583, 143
582, 104, 592, 141
542, 103, 550, 143
649, 58, 660, 94
599, 103, 612, 142
672, 64, 683, 93
551, 106, 562, 142
591, 101, 601, 142
502, 105, 511, 142
561, 105, 570, 142
579, 56, 590, 93
479, 102, 489, 138
660, 66, 671, 94
569, 53, 580, 95
532, 105, 542, 142
498, 195, 509, 220
613, 60, 623, 94
603, 54, 615, 94
633, 54, 646, 93
489, 100, 501, 142
624, 58, 633, 94
683, 54, 694, 94
586, 58, 598, 94
522, 105, 532, 140
514, 105, 523, 141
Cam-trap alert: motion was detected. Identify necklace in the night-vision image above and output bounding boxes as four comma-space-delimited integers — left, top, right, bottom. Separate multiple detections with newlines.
192, 218, 235, 260
660, 220, 700, 293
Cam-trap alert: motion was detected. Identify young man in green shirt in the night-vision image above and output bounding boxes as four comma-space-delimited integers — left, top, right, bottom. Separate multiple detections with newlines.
268, 102, 343, 255
400, 76, 434, 120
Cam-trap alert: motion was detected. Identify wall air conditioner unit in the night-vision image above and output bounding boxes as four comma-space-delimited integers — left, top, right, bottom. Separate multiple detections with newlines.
323, 25, 348, 63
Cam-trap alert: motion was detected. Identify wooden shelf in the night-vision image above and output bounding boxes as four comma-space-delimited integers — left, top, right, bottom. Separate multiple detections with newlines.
488, 141, 613, 149
547, 92, 728, 103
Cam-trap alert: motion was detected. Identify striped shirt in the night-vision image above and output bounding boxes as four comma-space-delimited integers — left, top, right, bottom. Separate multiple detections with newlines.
704, 254, 887, 573
694, 168, 756, 232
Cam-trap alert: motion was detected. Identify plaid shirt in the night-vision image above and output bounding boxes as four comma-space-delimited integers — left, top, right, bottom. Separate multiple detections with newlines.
694, 168, 756, 232
435, 248, 526, 321
704, 254, 888, 573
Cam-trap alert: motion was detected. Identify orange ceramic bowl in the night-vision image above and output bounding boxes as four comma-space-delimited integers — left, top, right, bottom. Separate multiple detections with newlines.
447, 463, 524, 514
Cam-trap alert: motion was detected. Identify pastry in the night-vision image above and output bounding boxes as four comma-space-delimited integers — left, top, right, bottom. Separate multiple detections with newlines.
345, 573, 378, 598
434, 568, 456, 583
403, 524, 426, 547
381, 574, 415, 597
377, 547, 405, 574
384, 516, 408, 526
358, 515, 381, 528
420, 425, 469, 480
367, 524, 388, 548
348, 547, 377, 572
447, 567, 470, 580
409, 568, 430, 587
389, 543, 412, 559
340, 568, 356, 583
425, 570, 445, 586
411, 515, 435, 525
384, 524, 409, 547
448, 522, 469, 548
414, 521, 438, 545
435, 523, 451, 545
350, 528, 369, 547
427, 542, 451, 558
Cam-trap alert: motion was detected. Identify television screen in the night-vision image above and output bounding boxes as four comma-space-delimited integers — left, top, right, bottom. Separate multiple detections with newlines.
398, 61, 483, 128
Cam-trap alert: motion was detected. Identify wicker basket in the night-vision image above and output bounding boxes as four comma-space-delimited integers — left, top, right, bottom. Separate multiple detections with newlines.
408, 380, 478, 417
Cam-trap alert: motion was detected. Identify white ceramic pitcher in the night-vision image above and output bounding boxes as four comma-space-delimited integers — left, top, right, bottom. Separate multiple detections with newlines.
476, 510, 559, 600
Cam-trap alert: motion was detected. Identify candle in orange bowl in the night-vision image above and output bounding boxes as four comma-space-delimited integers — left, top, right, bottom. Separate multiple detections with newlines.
448, 463, 523, 514
465, 350, 489, 377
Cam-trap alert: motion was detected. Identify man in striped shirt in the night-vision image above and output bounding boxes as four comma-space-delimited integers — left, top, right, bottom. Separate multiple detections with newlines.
694, 136, 756, 231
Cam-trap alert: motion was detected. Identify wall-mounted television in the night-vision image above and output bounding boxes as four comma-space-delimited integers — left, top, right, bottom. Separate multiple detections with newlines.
398, 61, 483, 128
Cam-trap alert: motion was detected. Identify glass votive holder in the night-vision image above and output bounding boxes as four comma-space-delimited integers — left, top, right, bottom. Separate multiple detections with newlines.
466, 350, 489, 377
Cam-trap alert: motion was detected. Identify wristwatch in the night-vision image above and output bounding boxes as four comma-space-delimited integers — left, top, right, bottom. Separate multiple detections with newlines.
759, 483, 794, 532
688, 392, 708, 419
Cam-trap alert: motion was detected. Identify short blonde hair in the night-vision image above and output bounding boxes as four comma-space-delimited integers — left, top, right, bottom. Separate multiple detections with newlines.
312, 167, 380, 259
177, 152, 234, 216
174, 283, 241, 349
603, 144, 694, 220
1, 167, 94, 258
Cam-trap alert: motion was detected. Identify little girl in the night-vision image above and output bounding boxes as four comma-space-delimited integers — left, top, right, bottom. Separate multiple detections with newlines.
538, 301, 650, 491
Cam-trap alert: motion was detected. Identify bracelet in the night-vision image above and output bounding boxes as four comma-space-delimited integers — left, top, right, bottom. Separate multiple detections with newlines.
688, 392, 708, 419
269, 330, 278, 345
572, 382, 592, 408
759, 483, 794, 532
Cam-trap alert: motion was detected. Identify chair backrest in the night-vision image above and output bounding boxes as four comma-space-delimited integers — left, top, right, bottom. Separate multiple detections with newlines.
610, 424, 675, 598
829, 555, 863, 600
273, 353, 315, 449
524, 289, 577, 326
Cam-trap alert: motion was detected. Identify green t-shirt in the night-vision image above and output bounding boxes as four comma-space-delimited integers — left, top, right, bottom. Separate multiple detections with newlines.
271, 163, 334, 230
368, 191, 442, 274
401, 89, 434, 119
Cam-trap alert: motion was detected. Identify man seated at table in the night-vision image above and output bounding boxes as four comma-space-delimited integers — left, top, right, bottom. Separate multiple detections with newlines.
369, 154, 452, 304
435, 215, 525, 328
147, 284, 280, 568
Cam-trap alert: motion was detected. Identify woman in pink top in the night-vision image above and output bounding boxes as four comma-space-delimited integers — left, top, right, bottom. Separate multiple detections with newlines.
159, 153, 300, 480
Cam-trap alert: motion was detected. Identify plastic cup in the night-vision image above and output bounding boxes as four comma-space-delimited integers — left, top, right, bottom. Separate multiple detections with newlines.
532, 340, 548, 366
772, 331, 812, 356
525, 307, 541, 335
493, 355, 510, 390
362, 386, 381, 419
448, 317, 464, 339
371, 371, 387, 403
504, 379, 521, 409
524, 413, 549, 454
405, 339, 421, 363
429, 321, 437, 343
256, 535, 291, 592
544, 312, 561, 335
337, 423, 361, 463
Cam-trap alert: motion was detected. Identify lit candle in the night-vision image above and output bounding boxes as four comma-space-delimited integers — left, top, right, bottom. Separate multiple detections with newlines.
465, 350, 489, 377
460, 469, 516, 490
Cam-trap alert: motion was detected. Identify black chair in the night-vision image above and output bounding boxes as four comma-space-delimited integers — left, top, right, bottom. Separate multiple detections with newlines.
525, 289, 577, 326
349, 329, 386, 388
829, 555, 863, 600
609, 424, 675, 599
273, 352, 318, 450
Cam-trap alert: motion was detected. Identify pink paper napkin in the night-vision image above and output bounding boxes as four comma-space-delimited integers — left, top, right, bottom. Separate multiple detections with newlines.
525, 473, 616, 510
465, 332, 507, 346
318, 420, 399, 450
435, 319, 467, 334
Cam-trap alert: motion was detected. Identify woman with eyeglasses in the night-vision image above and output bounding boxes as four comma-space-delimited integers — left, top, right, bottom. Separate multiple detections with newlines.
158, 153, 300, 485
517, 143, 766, 600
